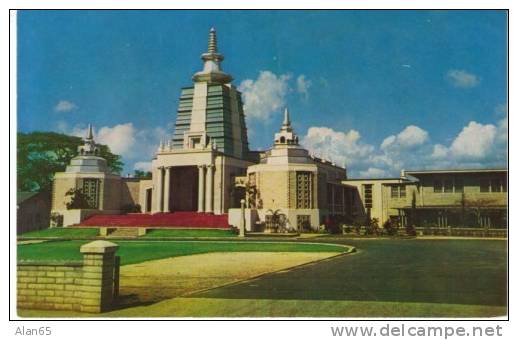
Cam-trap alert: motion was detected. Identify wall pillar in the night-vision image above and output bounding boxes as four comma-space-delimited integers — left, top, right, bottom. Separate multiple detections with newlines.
154, 167, 164, 213
163, 167, 171, 213
331, 184, 336, 215
205, 165, 214, 213
198, 165, 206, 212
79, 240, 119, 313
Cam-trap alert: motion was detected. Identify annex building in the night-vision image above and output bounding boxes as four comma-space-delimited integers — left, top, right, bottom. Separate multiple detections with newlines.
50, 28, 508, 232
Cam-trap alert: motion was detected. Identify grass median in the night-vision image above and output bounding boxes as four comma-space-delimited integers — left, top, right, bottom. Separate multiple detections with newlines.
17, 240, 349, 265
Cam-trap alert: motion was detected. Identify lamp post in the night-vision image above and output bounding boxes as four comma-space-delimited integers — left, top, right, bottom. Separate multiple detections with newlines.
240, 199, 246, 237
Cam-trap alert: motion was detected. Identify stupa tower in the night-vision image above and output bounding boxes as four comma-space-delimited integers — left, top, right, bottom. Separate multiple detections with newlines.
170, 28, 249, 159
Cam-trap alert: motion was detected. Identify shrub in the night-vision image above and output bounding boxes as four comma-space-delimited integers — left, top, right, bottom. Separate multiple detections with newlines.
406, 224, 417, 236
383, 219, 398, 236
65, 188, 92, 209
49, 212, 63, 228
121, 204, 142, 214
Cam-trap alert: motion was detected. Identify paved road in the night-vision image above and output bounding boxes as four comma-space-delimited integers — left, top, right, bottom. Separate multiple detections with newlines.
195, 239, 507, 306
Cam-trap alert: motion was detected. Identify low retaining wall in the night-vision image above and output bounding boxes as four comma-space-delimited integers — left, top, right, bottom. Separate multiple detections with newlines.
17, 240, 120, 313
415, 227, 507, 238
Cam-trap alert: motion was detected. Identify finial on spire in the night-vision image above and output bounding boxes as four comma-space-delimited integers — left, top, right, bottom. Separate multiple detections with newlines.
87, 124, 93, 140
208, 27, 217, 54
283, 107, 291, 128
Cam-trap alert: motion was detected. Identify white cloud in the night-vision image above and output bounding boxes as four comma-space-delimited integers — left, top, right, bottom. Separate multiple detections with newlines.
302, 126, 376, 170
96, 123, 137, 156
296, 74, 312, 99
381, 125, 429, 150
238, 71, 291, 121
446, 69, 480, 88
57, 122, 169, 173
133, 161, 152, 172
54, 100, 77, 112
431, 144, 449, 159
449, 121, 496, 159
300, 105, 507, 178
359, 167, 389, 178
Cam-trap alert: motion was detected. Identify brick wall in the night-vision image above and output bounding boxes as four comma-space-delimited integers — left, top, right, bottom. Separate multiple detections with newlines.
17, 240, 120, 313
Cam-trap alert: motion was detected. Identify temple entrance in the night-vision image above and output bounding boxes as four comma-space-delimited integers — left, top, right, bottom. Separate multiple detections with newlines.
169, 166, 199, 211
145, 188, 152, 213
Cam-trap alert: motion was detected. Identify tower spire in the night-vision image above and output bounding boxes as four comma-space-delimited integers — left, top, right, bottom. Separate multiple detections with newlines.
78, 124, 99, 156
86, 124, 93, 140
192, 27, 233, 84
282, 107, 291, 130
208, 27, 217, 53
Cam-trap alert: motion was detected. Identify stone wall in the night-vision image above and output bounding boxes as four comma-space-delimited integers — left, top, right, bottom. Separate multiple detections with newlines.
17, 241, 120, 313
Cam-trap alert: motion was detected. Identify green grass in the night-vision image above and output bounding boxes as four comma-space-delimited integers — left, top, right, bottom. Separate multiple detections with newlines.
142, 229, 237, 238
19, 228, 99, 238
17, 240, 348, 265
18, 298, 507, 318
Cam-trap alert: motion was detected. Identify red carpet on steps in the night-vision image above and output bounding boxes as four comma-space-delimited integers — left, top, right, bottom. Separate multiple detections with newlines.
74, 212, 230, 228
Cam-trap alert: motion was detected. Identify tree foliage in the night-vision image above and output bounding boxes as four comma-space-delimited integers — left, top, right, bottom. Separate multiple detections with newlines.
133, 170, 152, 179
65, 188, 92, 209
17, 131, 123, 192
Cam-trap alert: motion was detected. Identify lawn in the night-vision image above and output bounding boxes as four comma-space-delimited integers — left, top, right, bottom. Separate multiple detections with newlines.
17, 240, 349, 265
142, 229, 237, 238
19, 228, 99, 238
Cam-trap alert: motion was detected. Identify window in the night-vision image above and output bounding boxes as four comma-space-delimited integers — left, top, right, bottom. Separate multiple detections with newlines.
480, 179, 490, 193
391, 185, 406, 198
455, 179, 464, 193
82, 178, 100, 209
296, 172, 311, 209
433, 180, 442, 193
191, 137, 201, 148
400, 185, 406, 198
391, 186, 399, 198
363, 184, 373, 208
444, 179, 453, 193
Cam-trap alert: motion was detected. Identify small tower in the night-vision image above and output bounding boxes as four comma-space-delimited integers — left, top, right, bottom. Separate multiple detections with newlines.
66, 124, 108, 173
78, 124, 100, 156
274, 108, 300, 146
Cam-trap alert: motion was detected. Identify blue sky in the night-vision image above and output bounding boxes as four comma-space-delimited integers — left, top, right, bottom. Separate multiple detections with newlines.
17, 10, 508, 177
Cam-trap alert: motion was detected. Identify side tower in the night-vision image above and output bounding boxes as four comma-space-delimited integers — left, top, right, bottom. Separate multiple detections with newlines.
150, 28, 255, 215
171, 28, 250, 159
51, 125, 122, 226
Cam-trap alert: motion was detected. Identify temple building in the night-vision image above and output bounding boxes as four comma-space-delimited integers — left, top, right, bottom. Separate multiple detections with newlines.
49, 28, 507, 232
145, 27, 255, 216
228, 108, 349, 232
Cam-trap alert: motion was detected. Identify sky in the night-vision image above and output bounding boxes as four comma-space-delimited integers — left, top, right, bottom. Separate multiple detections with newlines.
17, 10, 508, 177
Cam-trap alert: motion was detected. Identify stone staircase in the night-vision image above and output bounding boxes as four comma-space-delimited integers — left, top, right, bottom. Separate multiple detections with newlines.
106, 228, 139, 238
75, 212, 230, 229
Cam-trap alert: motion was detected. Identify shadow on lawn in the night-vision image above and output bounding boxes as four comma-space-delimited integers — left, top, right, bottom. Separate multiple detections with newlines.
192, 239, 507, 307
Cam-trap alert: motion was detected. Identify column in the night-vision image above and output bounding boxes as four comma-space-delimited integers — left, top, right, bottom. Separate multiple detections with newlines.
331, 184, 336, 215
155, 167, 163, 212
342, 186, 346, 215
205, 164, 214, 213
79, 240, 119, 313
163, 167, 171, 213
197, 165, 206, 212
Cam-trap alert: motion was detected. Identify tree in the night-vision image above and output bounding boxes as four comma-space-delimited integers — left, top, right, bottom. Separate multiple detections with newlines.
65, 188, 92, 209
17, 131, 123, 192
133, 170, 152, 179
